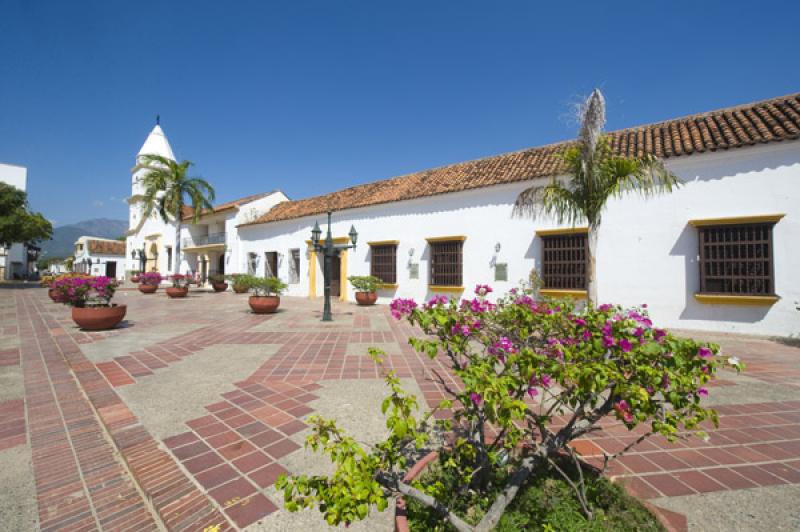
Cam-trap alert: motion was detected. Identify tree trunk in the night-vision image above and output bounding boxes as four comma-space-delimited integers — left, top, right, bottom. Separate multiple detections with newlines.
174, 221, 181, 276
586, 229, 598, 305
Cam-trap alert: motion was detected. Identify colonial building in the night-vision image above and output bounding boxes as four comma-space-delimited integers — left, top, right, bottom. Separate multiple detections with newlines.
125, 124, 287, 284
73, 236, 126, 279
234, 92, 800, 337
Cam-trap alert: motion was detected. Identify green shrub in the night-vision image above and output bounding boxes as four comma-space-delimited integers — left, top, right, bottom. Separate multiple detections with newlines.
249, 276, 287, 296
348, 275, 382, 292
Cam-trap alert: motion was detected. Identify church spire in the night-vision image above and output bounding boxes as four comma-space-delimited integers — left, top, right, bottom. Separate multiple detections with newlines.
137, 122, 175, 161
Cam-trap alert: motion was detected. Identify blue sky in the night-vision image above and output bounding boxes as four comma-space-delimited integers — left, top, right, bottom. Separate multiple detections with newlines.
1, 0, 798, 226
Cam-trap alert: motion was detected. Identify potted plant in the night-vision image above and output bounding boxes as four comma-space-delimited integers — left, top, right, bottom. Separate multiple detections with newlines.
138, 272, 162, 294
41, 274, 56, 300
228, 273, 250, 294
209, 273, 228, 292
277, 284, 741, 530
130, 270, 141, 283
348, 275, 381, 306
51, 275, 126, 330
248, 276, 287, 314
166, 274, 190, 298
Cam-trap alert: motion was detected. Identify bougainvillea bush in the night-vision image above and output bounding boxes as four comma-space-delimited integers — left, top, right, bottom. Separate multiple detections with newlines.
278, 284, 741, 531
51, 275, 118, 307
138, 272, 163, 286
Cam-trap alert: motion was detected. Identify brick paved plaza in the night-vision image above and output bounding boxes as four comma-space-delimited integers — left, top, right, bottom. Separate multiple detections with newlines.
1, 285, 799, 531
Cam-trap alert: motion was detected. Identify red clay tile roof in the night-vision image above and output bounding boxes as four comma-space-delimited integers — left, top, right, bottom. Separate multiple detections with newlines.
88, 239, 126, 256
244, 92, 800, 226
182, 191, 276, 221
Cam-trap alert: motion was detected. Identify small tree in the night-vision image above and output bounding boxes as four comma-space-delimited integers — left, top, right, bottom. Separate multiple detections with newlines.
137, 154, 215, 274
0, 183, 52, 247
278, 285, 740, 530
513, 90, 679, 303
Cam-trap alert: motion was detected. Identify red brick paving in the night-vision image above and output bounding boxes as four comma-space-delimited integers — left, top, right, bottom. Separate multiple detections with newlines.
7, 287, 800, 530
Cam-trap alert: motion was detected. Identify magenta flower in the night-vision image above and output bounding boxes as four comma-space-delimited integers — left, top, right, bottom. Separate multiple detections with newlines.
619, 338, 633, 352
697, 347, 713, 359
469, 392, 483, 407
698, 387, 709, 397
527, 387, 539, 398
389, 298, 417, 320
474, 284, 493, 296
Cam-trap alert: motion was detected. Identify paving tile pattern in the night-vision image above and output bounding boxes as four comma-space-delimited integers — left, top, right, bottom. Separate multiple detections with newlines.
9, 287, 800, 531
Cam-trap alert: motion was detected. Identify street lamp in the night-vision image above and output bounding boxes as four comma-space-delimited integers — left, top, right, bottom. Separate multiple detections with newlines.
310, 211, 358, 322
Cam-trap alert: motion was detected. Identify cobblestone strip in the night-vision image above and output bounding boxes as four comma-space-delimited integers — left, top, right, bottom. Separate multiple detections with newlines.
17, 292, 161, 531
20, 292, 233, 531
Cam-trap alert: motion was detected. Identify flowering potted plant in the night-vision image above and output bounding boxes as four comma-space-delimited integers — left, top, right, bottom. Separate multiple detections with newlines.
45, 273, 91, 301
228, 273, 250, 294
277, 283, 741, 530
138, 272, 162, 294
51, 275, 126, 330
209, 273, 228, 293
129, 270, 141, 283
166, 274, 190, 298
348, 275, 381, 306
248, 276, 287, 314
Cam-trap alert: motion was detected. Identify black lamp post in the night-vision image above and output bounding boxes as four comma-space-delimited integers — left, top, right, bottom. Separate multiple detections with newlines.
310, 211, 357, 322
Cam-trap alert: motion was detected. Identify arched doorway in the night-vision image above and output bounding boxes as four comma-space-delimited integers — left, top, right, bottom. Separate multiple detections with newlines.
148, 243, 159, 272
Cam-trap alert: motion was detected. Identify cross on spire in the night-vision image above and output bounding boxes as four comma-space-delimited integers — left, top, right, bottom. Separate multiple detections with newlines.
156, 114, 160, 125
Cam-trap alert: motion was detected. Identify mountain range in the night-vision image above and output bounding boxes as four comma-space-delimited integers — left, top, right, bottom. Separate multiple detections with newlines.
39, 218, 128, 260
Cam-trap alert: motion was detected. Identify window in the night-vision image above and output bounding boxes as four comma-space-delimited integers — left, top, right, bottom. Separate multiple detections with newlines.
265, 251, 278, 278
540, 232, 587, 290
247, 252, 257, 275
370, 242, 398, 284
429, 239, 463, 287
289, 249, 300, 284
166, 247, 172, 271
698, 222, 776, 295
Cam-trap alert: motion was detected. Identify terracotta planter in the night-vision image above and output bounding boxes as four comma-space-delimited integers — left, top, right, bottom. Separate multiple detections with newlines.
166, 287, 189, 298
138, 284, 158, 294
48, 288, 58, 301
131, 274, 140, 283
395, 452, 439, 532
212, 282, 228, 293
71, 304, 127, 331
233, 285, 249, 294
355, 291, 378, 306
249, 295, 280, 314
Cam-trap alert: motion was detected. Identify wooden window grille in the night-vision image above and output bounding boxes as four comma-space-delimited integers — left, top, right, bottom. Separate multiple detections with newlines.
289, 249, 300, 284
541, 233, 587, 290
370, 244, 397, 284
698, 223, 775, 295
430, 240, 463, 287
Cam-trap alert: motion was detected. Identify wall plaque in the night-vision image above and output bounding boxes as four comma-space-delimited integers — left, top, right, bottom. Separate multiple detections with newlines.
409, 263, 419, 279
494, 263, 508, 282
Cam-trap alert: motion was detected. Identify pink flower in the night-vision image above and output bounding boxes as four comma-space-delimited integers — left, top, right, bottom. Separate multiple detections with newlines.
619, 338, 633, 352
469, 392, 483, 407
698, 347, 713, 359
527, 387, 538, 398
389, 298, 417, 320
474, 284, 493, 296
698, 387, 709, 397
582, 329, 593, 341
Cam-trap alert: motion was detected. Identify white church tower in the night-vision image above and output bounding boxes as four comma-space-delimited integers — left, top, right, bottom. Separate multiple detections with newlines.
126, 120, 179, 277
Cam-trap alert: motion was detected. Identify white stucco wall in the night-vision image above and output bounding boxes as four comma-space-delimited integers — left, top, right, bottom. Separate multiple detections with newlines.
0, 163, 29, 279
236, 140, 800, 337
73, 241, 126, 280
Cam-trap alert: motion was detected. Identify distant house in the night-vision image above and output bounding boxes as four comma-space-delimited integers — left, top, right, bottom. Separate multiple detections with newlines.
73, 237, 126, 280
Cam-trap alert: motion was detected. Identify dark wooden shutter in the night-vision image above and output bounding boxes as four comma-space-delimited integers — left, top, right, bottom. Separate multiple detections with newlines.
698, 223, 775, 295
541, 233, 587, 290
430, 240, 463, 286
370, 244, 397, 284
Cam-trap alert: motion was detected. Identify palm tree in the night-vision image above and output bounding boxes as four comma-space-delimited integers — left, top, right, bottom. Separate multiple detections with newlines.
513, 90, 680, 303
137, 154, 215, 274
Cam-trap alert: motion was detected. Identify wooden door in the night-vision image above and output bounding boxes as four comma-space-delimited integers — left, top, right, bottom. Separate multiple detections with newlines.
105, 261, 117, 278
330, 254, 341, 297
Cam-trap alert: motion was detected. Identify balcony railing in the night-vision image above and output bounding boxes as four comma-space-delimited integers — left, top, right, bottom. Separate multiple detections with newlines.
182, 232, 226, 248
